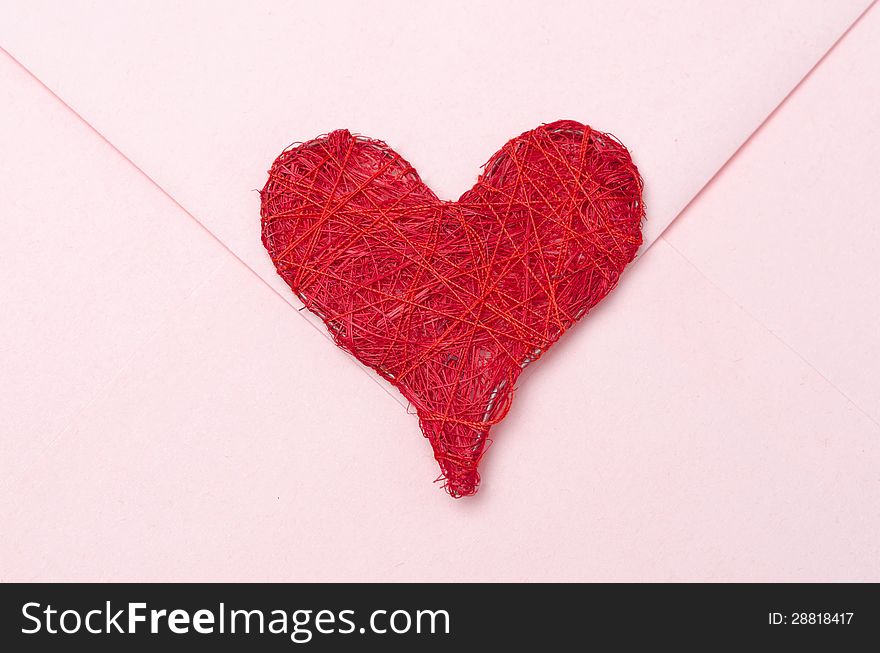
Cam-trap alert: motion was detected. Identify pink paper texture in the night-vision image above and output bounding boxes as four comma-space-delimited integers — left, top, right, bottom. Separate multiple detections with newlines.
1, 1, 878, 582
664, 3, 880, 424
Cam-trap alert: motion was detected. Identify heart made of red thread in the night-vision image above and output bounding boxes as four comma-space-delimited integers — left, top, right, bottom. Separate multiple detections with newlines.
261, 120, 643, 497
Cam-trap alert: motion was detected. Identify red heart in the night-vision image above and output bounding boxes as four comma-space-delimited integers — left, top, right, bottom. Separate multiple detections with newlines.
261, 120, 643, 497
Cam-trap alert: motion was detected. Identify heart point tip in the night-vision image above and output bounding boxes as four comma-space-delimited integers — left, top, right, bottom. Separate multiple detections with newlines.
443, 471, 481, 499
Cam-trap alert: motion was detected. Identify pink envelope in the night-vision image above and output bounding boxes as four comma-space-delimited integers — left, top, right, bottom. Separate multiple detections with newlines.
1, 1, 878, 582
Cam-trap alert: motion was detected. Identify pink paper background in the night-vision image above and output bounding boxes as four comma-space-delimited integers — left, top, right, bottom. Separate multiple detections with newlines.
1, 1, 878, 582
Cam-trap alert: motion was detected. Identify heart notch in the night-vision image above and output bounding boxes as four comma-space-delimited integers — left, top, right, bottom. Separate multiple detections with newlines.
261, 120, 644, 497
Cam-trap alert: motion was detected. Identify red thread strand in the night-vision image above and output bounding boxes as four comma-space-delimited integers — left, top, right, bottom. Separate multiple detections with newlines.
261, 120, 644, 497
